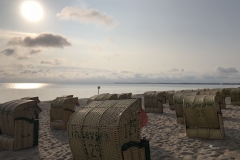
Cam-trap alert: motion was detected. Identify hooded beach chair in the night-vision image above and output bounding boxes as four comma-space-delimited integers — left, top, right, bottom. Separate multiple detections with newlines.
67, 98, 151, 160
118, 93, 132, 99
163, 90, 175, 110
183, 94, 225, 139
0, 99, 39, 150
173, 91, 199, 124
144, 91, 166, 113
50, 95, 78, 130
230, 88, 240, 106
87, 93, 118, 104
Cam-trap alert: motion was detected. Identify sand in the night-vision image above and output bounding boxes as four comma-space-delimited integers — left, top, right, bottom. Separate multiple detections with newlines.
0, 96, 240, 160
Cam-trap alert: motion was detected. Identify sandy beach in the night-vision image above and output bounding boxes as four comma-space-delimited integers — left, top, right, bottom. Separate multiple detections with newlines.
0, 96, 240, 160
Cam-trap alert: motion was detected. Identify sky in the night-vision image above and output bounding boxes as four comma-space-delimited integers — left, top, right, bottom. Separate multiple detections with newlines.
0, 0, 240, 83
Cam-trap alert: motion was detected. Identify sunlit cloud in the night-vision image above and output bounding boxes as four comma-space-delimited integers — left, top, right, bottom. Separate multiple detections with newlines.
56, 6, 118, 28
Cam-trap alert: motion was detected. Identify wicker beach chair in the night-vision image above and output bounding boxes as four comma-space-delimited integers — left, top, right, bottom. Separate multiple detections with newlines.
87, 93, 119, 104
0, 99, 39, 150
50, 95, 78, 130
21, 96, 42, 119
118, 93, 132, 99
67, 99, 151, 160
230, 88, 240, 106
144, 91, 166, 114
207, 88, 227, 109
163, 90, 175, 110
173, 91, 199, 124
183, 94, 225, 139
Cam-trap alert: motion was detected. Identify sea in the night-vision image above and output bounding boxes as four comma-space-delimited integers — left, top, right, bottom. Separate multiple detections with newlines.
0, 83, 240, 102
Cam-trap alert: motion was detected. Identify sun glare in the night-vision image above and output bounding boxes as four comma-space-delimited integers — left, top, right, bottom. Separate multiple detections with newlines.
4, 83, 49, 89
21, 1, 43, 22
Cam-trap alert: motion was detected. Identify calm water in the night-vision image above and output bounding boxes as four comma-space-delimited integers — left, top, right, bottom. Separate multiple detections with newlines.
0, 83, 239, 102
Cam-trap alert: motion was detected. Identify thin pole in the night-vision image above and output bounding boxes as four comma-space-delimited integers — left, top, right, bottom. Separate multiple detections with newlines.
98, 86, 100, 95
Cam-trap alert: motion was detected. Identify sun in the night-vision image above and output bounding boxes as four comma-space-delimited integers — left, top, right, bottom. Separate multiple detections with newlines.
21, 1, 43, 22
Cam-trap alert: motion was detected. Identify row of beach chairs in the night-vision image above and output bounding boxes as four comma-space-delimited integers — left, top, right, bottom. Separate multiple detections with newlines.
1, 88, 240, 159
143, 88, 240, 140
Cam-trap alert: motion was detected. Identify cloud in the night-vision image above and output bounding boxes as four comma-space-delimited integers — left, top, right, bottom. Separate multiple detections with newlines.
17, 55, 28, 60
0, 48, 15, 56
40, 59, 61, 65
216, 67, 238, 74
29, 49, 41, 55
8, 33, 71, 48
170, 68, 184, 72
56, 6, 117, 28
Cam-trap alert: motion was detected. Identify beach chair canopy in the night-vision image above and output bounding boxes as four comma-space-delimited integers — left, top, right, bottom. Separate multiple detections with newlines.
87, 93, 118, 104
118, 93, 132, 99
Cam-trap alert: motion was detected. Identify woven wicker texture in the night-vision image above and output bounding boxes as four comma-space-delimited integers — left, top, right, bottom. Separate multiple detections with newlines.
67, 99, 141, 160
144, 91, 165, 113
118, 93, 132, 99
101, 94, 118, 100
164, 90, 175, 110
87, 95, 99, 104
173, 91, 199, 124
21, 96, 39, 101
87, 93, 119, 104
183, 95, 224, 139
224, 88, 233, 97
123, 147, 146, 160
51, 96, 78, 120
0, 99, 38, 150
230, 88, 240, 106
0, 99, 36, 136
94, 93, 109, 101
199, 89, 226, 109
50, 96, 78, 130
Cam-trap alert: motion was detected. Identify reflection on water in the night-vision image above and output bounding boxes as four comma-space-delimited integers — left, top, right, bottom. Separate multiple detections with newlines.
3, 83, 50, 89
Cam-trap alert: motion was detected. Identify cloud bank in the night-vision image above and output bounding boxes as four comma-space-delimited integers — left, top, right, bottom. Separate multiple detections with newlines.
7, 33, 71, 48
57, 6, 117, 28
216, 67, 238, 74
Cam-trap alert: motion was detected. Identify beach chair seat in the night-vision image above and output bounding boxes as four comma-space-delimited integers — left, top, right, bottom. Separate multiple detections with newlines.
50, 96, 78, 130
122, 138, 151, 160
0, 99, 39, 150
144, 91, 166, 114
68, 98, 150, 160
183, 94, 224, 139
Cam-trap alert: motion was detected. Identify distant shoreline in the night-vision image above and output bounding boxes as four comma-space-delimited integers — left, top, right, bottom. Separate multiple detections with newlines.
114, 82, 240, 85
